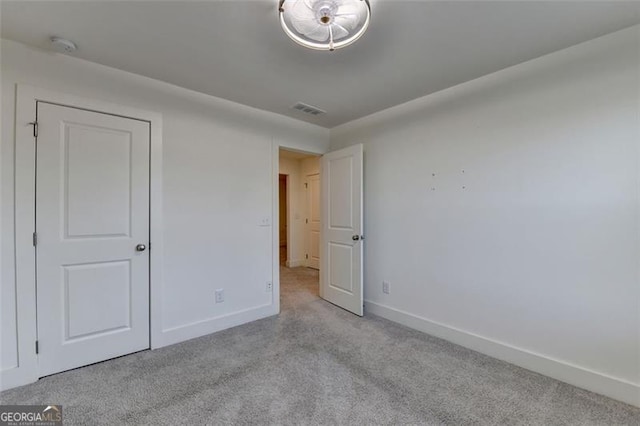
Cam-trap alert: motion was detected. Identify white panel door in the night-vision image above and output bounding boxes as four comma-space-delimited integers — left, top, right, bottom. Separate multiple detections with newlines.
36, 102, 150, 376
320, 144, 363, 316
306, 173, 320, 270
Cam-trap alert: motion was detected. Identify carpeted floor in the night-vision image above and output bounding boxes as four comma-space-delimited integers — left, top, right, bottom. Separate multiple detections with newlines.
1, 266, 639, 425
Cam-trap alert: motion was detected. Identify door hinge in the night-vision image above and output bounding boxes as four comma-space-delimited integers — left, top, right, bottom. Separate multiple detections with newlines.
35, 340, 39, 354
305, 254, 308, 259
29, 121, 38, 138
32, 232, 37, 247
305, 218, 308, 224
304, 183, 308, 189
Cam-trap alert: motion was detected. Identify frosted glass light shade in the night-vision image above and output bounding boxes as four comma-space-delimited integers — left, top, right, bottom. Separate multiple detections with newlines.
278, 0, 371, 51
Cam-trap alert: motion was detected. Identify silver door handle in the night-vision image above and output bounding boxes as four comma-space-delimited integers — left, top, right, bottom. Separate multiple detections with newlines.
352, 235, 360, 241
136, 244, 147, 252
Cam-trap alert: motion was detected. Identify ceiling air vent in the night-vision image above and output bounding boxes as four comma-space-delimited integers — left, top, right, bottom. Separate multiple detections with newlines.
291, 102, 326, 116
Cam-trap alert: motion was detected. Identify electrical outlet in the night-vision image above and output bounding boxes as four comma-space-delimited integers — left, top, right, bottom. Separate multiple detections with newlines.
266, 281, 273, 292
382, 281, 390, 295
215, 289, 224, 303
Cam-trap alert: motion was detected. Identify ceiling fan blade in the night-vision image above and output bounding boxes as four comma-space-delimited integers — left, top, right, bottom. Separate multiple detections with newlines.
305, 25, 330, 42
291, 17, 320, 35
336, 14, 366, 31
291, 0, 317, 21
331, 23, 350, 40
335, 2, 365, 18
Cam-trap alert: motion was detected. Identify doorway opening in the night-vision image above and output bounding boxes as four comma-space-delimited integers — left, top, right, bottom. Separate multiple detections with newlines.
275, 144, 363, 317
278, 148, 321, 270
278, 148, 322, 300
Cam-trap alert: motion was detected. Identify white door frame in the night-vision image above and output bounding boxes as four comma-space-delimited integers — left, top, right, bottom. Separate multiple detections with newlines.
8, 85, 163, 389
271, 143, 325, 315
305, 172, 320, 269
277, 173, 290, 262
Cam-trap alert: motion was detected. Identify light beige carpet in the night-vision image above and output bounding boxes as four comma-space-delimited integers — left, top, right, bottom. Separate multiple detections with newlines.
1, 266, 638, 424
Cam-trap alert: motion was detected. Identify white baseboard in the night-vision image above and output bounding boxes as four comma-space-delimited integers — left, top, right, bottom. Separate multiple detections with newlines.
364, 300, 640, 408
1, 303, 277, 392
157, 303, 278, 348
0, 365, 38, 392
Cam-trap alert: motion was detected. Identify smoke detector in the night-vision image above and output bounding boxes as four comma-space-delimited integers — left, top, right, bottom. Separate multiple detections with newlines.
50, 37, 77, 53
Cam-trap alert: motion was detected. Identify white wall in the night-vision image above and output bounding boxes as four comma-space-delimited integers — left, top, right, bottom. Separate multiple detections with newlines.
331, 26, 640, 406
301, 156, 320, 178
0, 39, 329, 387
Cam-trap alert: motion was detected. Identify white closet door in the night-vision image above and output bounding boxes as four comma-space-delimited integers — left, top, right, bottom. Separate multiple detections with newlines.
36, 102, 150, 376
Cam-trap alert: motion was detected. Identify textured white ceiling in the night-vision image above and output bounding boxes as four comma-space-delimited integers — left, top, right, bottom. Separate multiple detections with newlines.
2, 1, 639, 128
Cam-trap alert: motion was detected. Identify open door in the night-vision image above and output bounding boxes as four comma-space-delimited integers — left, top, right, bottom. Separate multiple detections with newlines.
320, 144, 363, 316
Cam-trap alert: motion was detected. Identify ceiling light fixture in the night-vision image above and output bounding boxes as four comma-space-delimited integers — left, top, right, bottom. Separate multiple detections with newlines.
278, 0, 371, 51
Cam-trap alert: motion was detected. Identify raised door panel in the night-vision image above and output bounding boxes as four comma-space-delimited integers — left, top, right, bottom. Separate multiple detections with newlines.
64, 124, 132, 239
